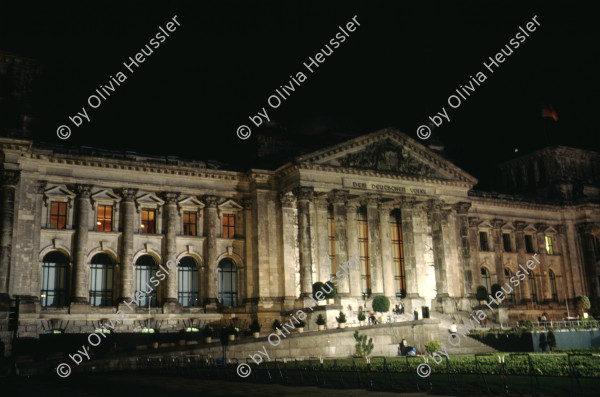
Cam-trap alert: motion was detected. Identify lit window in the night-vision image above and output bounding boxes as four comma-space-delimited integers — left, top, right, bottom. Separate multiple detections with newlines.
178, 257, 199, 307
479, 232, 490, 251
545, 236, 554, 255
49, 202, 68, 229
223, 214, 235, 239
40, 252, 69, 307
141, 209, 156, 234
183, 211, 197, 236
218, 259, 238, 306
97, 205, 113, 232
89, 253, 114, 306
135, 255, 158, 307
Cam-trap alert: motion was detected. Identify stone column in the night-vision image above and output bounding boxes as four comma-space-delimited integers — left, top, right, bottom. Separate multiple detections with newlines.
455, 202, 475, 309
72, 184, 92, 304
378, 201, 395, 298
162, 192, 180, 306
364, 194, 383, 295
30, 181, 47, 301
492, 218, 504, 286
514, 221, 526, 303
331, 190, 350, 296
400, 198, 419, 302
293, 187, 314, 297
118, 188, 137, 302
557, 224, 574, 302
242, 197, 256, 305
428, 200, 452, 312
0, 170, 19, 295
346, 201, 361, 298
314, 196, 331, 283
577, 222, 599, 301
279, 193, 298, 301
204, 195, 219, 307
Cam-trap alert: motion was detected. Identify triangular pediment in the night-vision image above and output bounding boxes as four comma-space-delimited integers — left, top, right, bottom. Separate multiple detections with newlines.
218, 199, 243, 212
293, 128, 477, 184
44, 185, 76, 198
135, 193, 164, 208
178, 196, 205, 209
91, 189, 121, 203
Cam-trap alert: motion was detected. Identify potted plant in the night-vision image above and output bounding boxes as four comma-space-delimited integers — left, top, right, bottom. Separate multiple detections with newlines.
372, 295, 390, 323
250, 319, 261, 339
358, 310, 366, 326
202, 325, 213, 343
273, 319, 283, 335
297, 319, 306, 333
324, 281, 337, 304
312, 282, 327, 305
476, 286, 488, 305
336, 311, 347, 329
226, 325, 239, 341
316, 314, 326, 331
575, 295, 591, 317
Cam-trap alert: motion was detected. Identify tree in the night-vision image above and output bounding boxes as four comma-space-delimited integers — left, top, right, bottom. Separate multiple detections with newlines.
476, 285, 488, 301
372, 295, 390, 313
425, 340, 442, 355
312, 282, 326, 297
575, 295, 591, 316
315, 314, 326, 325
353, 331, 374, 358
336, 311, 347, 323
539, 332, 548, 351
491, 283, 502, 297
547, 330, 557, 351
324, 281, 337, 299
249, 319, 261, 333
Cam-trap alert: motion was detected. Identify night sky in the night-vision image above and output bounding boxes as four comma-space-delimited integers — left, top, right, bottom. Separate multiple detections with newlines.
1, 0, 598, 188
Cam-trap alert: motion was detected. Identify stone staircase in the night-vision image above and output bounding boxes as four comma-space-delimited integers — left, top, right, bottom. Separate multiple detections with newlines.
429, 311, 497, 355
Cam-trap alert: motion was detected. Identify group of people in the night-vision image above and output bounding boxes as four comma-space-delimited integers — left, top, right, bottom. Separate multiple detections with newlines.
365, 302, 405, 325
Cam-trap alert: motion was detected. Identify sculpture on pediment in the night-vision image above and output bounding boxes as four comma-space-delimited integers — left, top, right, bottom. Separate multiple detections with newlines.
337, 139, 436, 177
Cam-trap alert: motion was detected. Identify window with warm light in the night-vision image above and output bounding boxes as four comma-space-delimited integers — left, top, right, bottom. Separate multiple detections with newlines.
97, 205, 113, 232
141, 209, 156, 234
183, 211, 197, 236
49, 202, 67, 229
545, 235, 554, 255
222, 213, 235, 238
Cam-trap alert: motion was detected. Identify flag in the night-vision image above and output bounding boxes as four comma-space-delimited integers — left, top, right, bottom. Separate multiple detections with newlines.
541, 104, 558, 121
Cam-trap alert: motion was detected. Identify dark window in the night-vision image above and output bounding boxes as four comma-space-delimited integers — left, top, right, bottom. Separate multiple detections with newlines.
525, 235, 535, 253
479, 231, 490, 251
141, 209, 156, 234
328, 208, 336, 278
503, 233, 512, 252
183, 211, 197, 236
549, 271, 558, 303
504, 268, 516, 304
218, 259, 237, 306
222, 214, 235, 238
41, 252, 69, 307
481, 267, 491, 294
97, 205, 113, 232
357, 208, 371, 297
89, 253, 114, 306
178, 257, 199, 307
135, 255, 158, 307
529, 272, 538, 304
391, 210, 406, 298
49, 202, 68, 229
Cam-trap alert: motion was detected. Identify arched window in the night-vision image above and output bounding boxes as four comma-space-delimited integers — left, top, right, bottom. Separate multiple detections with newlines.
528, 272, 538, 304
549, 270, 558, 302
504, 268, 516, 304
135, 255, 158, 307
41, 252, 69, 307
390, 210, 406, 298
481, 267, 491, 294
218, 258, 237, 306
178, 257, 199, 307
89, 253, 115, 306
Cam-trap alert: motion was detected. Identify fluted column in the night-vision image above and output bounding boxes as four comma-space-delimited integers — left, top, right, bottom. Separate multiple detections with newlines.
204, 195, 219, 305
400, 198, 419, 300
162, 192, 180, 304
118, 188, 137, 301
378, 201, 395, 298
364, 194, 383, 295
332, 190, 350, 295
346, 201, 361, 297
73, 184, 92, 304
0, 170, 19, 295
293, 187, 314, 297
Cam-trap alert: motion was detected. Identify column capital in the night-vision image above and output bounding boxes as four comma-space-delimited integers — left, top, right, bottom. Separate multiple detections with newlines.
74, 183, 93, 198
346, 200, 360, 211
35, 180, 47, 194
492, 218, 504, 229
0, 169, 20, 186
203, 195, 219, 208
454, 201, 471, 214
118, 188, 138, 202
292, 186, 314, 201
161, 191, 180, 204
515, 221, 527, 231
330, 189, 349, 205
242, 197, 253, 210
398, 196, 418, 208
361, 193, 380, 207
535, 222, 548, 231
576, 222, 597, 234
314, 195, 329, 209
377, 200, 395, 213
468, 217, 480, 228
556, 224, 567, 234
279, 193, 295, 208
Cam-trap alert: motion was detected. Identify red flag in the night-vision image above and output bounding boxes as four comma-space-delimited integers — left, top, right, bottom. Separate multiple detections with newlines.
541, 104, 558, 121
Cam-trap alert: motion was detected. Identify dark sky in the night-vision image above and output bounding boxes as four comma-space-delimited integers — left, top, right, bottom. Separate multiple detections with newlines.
1, 0, 598, 187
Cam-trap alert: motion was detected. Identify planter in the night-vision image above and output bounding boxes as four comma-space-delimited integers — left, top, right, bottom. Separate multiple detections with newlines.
228, 334, 235, 341
252, 332, 260, 339
178, 339, 186, 346
297, 327, 304, 333
318, 325, 325, 331
338, 322, 346, 329
151, 342, 159, 349
317, 300, 326, 306
359, 320, 365, 327
204, 337, 212, 343
327, 299, 334, 305
276, 329, 282, 336
377, 316, 383, 323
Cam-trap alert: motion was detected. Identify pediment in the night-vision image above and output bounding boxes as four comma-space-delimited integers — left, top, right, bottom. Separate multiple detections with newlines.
523, 224, 537, 233
478, 220, 493, 229
293, 128, 477, 184
178, 196, 205, 209
135, 193, 164, 209
91, 189, 121, 203
501, 222, 516, 231
44, 185, 75, 199
218, 199, 243, 212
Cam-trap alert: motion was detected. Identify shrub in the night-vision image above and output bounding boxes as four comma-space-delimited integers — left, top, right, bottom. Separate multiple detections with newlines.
297, 319, 306, 327
425, 340, 442, 354
202, 325, 213, 338
547, 330, 556, 350
324, 281, 337, 299
491, 283, 502, 297
476, 285, 488, 301
358, 311, 366, 321
353, 331, 374, 358
250, 319, 261, 333
312, 282, 326, 298
272, 319, 282, 330
226, 325, 239, 336
522, 319, 536, 331
372, 295, 390, 313
575, 295, 591, 315
316, 314, 326, 325
539, 333, 548, 351
336, 311, 347, 323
